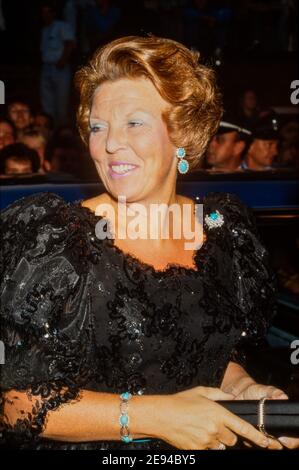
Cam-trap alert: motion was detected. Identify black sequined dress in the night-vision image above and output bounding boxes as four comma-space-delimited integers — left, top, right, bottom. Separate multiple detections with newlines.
0, 192, 276, 449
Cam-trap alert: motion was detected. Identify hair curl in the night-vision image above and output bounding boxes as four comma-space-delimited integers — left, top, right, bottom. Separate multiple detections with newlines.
75, 35, 223, 170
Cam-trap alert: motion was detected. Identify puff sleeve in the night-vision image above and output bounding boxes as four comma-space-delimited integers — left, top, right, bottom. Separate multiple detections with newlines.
204, 192, 277, 367
0, 193, 96, 445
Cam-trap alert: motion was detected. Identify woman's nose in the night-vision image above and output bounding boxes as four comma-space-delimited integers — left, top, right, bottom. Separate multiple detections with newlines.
105, 127, 126, 154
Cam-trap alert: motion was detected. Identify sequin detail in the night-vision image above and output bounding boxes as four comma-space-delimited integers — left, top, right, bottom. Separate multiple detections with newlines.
0, 191, 277, 450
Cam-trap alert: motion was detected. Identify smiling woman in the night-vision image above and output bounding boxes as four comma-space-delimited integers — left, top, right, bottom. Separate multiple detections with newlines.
75, 35, 222, 172
1, 35, 298, 451
87, 77, 181, 204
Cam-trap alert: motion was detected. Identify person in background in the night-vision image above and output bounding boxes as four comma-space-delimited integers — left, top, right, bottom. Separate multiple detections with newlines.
44, 132, 83, 177
240, 115, 280, 171
63, 0, 78, 37
206, 116, 252, 172
0, 118, 16, 150
34, 111, 54, 139
274, 119, 299, 170
275, 141, 299, 170
6, 99, 34, 139
0, 142, 40, 176
236, 89, 270, 130
19, 129, 51, 173
40, 1, 76, 127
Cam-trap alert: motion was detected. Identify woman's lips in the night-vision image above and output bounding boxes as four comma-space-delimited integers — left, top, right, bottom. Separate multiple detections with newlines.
108, 162, 139, 179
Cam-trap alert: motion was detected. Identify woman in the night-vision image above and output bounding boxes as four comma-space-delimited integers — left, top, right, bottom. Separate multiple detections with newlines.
1, 35, 298, 450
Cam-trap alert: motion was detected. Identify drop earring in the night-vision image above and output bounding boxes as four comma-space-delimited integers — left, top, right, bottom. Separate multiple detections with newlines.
176, 147, 189, 174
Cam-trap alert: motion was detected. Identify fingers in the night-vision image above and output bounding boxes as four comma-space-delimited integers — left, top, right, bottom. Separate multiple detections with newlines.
218, 426, 238, 448
264, 386, 288, 400
196, 387, 235, 401
244, 384, 288, 400
209, 441, 227, 450
278, 437, 299, 449
226, 411, 285, 449
266, 438, 284, 450
242, 437, 283, 450
205, 427, 238, 450
225, 412, 270, 448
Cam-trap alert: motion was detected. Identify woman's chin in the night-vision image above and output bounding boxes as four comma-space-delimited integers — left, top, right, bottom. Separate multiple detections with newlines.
108, 184, 143, 203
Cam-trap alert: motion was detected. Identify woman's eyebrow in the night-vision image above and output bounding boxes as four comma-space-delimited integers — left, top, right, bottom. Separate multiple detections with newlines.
89, 116, 106, 122
90, 109, 153, 121
126, 109, 151, 115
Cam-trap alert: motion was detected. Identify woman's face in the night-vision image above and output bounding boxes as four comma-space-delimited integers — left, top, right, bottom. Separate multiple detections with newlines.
89, 77, 177, 203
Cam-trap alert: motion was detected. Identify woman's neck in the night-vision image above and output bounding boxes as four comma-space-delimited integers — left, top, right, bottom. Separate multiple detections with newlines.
92, 191, 196, 246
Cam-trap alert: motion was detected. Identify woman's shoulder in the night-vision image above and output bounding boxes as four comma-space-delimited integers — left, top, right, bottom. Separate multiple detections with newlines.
1, 193, 67, 256
202, 191, 249, 212
1, 192, 104, 268
1, 191, 100, 227
201, 191, 257, 233
1, 192, 67, 225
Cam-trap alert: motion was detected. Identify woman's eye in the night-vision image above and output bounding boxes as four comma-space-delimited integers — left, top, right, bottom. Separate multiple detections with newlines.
90, 125, 105, 133
128, 121, 143, 128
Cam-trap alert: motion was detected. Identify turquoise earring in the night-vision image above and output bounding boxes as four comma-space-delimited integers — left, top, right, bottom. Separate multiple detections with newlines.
176, 147, 189, 174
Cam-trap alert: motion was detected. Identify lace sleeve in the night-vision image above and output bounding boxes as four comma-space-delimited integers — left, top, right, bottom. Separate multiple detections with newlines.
0, 193, 95, 446
205, 192, 277, 368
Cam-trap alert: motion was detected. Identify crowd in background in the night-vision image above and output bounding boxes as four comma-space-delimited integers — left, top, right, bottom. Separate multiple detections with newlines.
1, 1, 298, 62
0, 87, 298, 181
0, 0, 298, 180
0, 104, 90, 180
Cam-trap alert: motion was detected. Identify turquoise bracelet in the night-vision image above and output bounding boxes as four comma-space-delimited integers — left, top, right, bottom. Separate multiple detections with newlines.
119, 392, 133, 443
119, 392, 151, 444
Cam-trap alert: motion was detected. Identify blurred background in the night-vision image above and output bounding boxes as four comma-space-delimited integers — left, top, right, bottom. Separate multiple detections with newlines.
0, 0, 298, 397
0, 0, 298, 178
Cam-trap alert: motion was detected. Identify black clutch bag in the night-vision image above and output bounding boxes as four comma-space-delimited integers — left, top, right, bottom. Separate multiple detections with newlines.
218, 399, 299, 438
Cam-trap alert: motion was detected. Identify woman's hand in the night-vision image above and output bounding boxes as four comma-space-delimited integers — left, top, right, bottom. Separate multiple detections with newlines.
233, 381, 288, 401
233, 381, 299, 450
155, 386, 271, 450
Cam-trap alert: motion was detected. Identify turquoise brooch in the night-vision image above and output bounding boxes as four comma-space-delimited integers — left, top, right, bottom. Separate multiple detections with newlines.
205, 210, 224, 229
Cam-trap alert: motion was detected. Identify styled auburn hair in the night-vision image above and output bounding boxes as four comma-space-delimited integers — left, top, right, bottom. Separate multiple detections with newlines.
75, 35, 223, 170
